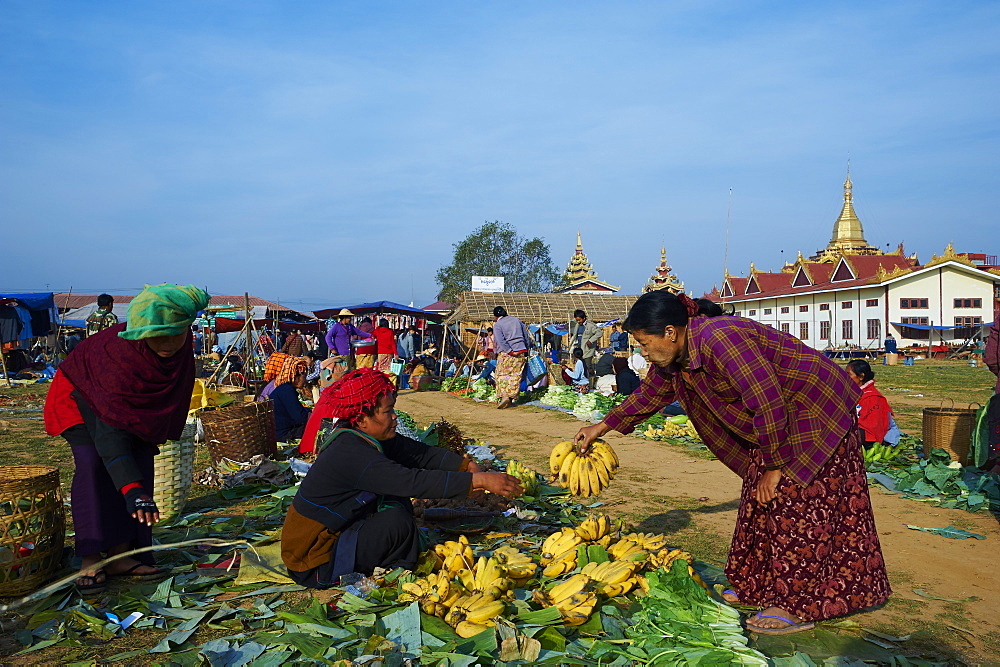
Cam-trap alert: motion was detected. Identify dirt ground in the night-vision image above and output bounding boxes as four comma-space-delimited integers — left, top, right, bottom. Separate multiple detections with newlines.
397, 389, 1000, 664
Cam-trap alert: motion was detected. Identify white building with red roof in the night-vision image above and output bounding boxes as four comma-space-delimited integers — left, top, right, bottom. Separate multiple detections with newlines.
709, 174, 999, 351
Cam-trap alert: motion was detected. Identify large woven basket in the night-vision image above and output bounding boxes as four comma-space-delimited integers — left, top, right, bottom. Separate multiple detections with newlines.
153, 439, 196, 523
0, 466, 65, 597
922, 401, 978, 462
201, 400, 277, 465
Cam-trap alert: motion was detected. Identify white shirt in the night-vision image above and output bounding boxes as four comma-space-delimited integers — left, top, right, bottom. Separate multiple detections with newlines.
628, 353, 647, 373
594, 375, 616, 396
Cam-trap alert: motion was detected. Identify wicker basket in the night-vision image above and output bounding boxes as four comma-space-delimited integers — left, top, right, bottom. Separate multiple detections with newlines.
201, 400, 277, 465
153, 439, 196, 523
215, 384, 248, 403
0, 466, 65, 597
922, 401, 979, 462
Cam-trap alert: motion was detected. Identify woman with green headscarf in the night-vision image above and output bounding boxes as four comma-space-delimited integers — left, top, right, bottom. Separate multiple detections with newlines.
45, 284, 210, 593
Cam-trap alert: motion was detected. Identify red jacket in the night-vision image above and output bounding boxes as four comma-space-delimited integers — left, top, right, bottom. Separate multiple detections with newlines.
373, 326, 396, 356
857, 380, 892, 444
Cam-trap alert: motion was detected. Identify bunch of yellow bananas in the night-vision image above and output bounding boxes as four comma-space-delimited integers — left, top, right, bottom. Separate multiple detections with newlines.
641, 420, 698, 440
492, 545, 537, 587
539, 528, 582, 577
457, 556, 514, 599
646, 547, 694, 570
581, 559, 642, 597
607, 537, 651, 563
505, 459, 540, 497
399, 572, 460, 617
543, 573, 598, 626
549, 439, 619, 497
432, 535, 474, 575
619, 532, 669, 552
443, 591, 506, 638
572, 514, 614, 544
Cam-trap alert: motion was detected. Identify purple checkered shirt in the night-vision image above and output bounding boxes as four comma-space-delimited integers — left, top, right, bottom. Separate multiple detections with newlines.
604, 315, 861, 487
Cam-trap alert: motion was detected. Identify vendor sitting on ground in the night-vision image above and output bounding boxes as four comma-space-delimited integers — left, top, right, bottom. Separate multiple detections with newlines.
562, 347, 589, 393
270, 355, 312, 442
282, 368, 523, 588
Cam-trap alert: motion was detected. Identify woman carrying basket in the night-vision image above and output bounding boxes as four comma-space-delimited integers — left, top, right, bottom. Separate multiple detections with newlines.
44, 284, 210, 593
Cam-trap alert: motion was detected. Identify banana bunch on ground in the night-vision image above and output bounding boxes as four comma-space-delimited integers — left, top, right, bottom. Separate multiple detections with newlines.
619, 532, 669, 552
399, 572, 459, 617
641, 414, 698, 440
549, 439, 619, 497
443, 592, 506, 638
572, 514, 615, 545
541, 573, 598, 626
540, 527, 582, 577
492, 545, 537, 586
581, 559, 642, 597
457, 556, 514, 598
505, 459, 540, 497
608, 537, 650, 564
432, 535, 474, 574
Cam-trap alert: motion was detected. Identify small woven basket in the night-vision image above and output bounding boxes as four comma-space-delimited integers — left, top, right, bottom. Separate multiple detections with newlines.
215, 384, 248, 403
201, 400, 278, 466
0, 466, 65, 597
153, 439, 196, 523
922, 400, 979, 462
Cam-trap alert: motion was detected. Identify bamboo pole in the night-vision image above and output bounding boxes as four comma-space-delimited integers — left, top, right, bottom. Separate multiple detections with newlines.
0, 343, 11, 387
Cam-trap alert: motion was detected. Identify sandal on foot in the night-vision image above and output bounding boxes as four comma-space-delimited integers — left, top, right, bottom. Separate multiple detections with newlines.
746, 611, 815, 635
76, 571, 107, 594
107, 562, 169, 581
721, 589, 740, 603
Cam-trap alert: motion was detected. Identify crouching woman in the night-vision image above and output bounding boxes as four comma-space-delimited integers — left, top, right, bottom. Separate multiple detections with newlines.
281, 368, 522, 588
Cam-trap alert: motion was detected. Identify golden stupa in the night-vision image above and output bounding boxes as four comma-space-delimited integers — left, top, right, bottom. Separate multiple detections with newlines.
810, 168, 883, 262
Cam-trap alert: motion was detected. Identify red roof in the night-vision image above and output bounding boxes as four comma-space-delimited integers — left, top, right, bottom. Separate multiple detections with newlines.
55, 293, 296, 312
422, 300, 455, 313
724, 254, 925, 301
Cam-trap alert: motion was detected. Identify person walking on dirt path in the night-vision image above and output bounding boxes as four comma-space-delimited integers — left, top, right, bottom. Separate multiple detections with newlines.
575, 290, 890, 635
492, 306, 532, 410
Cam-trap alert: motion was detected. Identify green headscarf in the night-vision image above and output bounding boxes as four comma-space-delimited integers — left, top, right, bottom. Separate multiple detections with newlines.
119, 283, 211, 340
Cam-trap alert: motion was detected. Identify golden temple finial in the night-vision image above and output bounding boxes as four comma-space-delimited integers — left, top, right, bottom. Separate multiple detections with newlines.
810, 167, 883, 262
643, 246, 685, 293
749, 261, 757, 274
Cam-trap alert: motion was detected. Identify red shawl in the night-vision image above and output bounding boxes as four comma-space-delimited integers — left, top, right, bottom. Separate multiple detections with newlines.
57, 323, 195, 444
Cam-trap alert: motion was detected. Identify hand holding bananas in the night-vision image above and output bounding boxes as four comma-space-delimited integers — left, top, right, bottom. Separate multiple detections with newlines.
549, 438, 619, 497
574, 421, 612, 455
471, 472, 524, 498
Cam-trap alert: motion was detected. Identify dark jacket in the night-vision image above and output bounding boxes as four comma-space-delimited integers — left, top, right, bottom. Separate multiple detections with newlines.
282, 429, 471, 573
271, 383, 311, 441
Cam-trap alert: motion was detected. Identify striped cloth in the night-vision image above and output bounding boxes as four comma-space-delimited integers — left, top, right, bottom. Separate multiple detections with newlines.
263, 352, 291, 382
604, 315, 861, 487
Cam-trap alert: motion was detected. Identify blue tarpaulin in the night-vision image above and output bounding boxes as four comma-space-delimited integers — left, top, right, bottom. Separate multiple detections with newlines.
0, 292, 57, 342
891, 321, 993, 331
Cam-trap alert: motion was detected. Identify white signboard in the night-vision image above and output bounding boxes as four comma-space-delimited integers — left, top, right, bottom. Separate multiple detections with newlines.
472, 276, 505, 293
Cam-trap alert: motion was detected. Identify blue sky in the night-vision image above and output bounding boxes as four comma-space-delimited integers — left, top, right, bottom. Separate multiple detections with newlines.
2, 1, 997, 312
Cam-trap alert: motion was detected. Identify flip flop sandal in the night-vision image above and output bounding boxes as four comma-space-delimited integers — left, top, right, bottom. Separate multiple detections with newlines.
107, 562, 169, 581
196, 554, 241, 575
746, 612, 815, 635
721, 589, 740, 603
76, 571, 107, 594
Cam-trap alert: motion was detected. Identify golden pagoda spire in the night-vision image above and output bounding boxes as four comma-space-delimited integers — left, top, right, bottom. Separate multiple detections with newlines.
643, 246, 685, 294
810, 166, 883, 262
563, 232, 598, 284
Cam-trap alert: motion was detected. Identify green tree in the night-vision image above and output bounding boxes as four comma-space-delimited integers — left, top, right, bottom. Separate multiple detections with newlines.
435, 221, 561, 302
